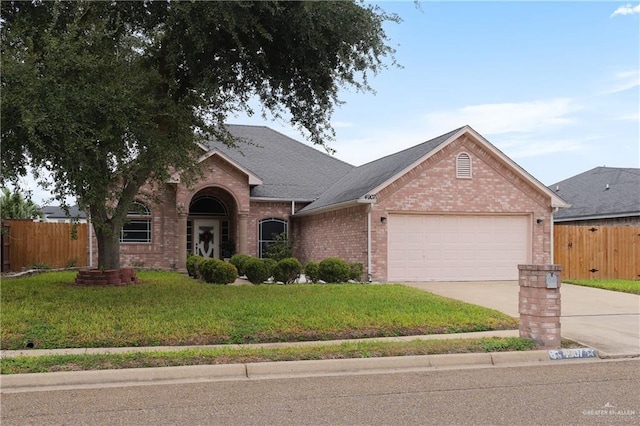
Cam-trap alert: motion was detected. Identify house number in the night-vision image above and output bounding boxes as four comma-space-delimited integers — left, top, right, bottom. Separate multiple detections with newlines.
364, 194, 377, 200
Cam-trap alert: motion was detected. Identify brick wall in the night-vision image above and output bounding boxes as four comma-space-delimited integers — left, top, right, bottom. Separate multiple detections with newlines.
294, 205, 368, 267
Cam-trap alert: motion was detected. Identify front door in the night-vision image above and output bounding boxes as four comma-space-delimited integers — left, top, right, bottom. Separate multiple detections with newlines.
193, 219, 219, 259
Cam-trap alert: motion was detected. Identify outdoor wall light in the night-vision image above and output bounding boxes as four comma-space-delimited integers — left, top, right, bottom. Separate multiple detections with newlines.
380, 216, 387, 223
536, 218, 544, 224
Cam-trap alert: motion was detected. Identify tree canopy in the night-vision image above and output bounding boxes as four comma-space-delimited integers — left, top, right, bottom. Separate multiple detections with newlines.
0, 187, 44, 220
1, 1, 398, 269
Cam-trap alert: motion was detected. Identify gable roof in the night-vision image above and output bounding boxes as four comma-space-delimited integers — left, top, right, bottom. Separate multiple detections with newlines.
549, 167, 640, 222
203, 125, 354, 201
297, 125, 567, 215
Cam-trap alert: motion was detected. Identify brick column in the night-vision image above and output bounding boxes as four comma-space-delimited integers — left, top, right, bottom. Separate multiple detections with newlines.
176, 212, 188, 273
518, 264, 562, 349
238, 213, 249, 255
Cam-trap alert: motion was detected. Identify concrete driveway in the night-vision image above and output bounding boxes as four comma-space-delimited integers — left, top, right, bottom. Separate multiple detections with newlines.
403, 281, 640, 357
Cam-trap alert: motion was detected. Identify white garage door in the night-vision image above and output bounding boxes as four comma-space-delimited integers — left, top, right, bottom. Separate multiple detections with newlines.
388, 215, 530, 281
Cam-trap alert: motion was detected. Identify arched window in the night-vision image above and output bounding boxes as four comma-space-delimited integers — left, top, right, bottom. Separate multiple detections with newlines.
121, 201, 152, 243
258, 218, 287, 258
456, 152, 472, 178
189, 196, 227, 216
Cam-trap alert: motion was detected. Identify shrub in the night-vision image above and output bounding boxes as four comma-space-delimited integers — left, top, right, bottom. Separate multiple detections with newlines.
199, 258, 237, 284
193, 256, 207, 279
304, 261, 320, 283
273, 257, 302, 284
348, 263, 364, 282
263, 232, 292, 261
229, 254, 252, 276
318, 257, 349, 283
262, 258, 277, 279
244, 257, 271, 284
186, 254, 203, 277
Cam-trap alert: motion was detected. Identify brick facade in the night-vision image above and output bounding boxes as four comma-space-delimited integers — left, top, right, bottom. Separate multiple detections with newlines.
293, 205, 368, 267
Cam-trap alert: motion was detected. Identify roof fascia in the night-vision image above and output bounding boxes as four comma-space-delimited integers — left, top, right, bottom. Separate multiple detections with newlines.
363, 127, 470, 200
169, 150, 263, 185
554, 212, 640, 222
461, 127, 569, 208
250, 197, 315, 203
294, 199, 368, 217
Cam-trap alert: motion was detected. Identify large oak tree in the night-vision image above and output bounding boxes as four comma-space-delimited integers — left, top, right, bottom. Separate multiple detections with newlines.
1, 1, 398, 269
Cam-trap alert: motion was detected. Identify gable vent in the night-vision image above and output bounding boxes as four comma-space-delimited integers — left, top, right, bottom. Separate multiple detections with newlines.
456, 152, 472, 178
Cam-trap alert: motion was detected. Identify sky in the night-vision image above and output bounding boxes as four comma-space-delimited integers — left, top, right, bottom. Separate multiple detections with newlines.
13, 1, 640, 206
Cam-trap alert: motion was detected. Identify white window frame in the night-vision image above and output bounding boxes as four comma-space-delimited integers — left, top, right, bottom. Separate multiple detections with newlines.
258, 218, 287, 258
121, 201, 152, 243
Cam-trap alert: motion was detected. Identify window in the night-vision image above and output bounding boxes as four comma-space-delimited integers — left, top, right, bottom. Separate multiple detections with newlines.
121, 201, 152, 243
456, 152, 472, 178
258, 218, 287, 258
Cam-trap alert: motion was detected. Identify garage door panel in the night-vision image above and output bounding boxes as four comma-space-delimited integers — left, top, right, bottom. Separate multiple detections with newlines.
388, 215, 530, 281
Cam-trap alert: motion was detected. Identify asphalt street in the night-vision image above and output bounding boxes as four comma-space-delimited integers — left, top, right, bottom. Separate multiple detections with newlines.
2, 359, 638, 425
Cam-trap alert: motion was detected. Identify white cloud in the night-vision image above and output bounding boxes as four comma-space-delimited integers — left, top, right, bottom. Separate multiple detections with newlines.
615, 111, 640, 121
423, 98, 579, 136
498, 137, 589, 159
610, 3, 640, 17
602, 70, 640, 94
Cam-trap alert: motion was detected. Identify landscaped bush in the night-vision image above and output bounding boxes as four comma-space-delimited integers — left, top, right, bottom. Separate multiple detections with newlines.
304, 261, 320, 283
318, 257, 349, 283
273, 257, 302, 284
186, 254, 203, 277
263, 232, 292, 261
229, 254, 252, 276
244, 257, 271, 284
348, 262, 364, 282
262, 258, 277, 279
193, 256, 207, 279
199, 258, 237, 284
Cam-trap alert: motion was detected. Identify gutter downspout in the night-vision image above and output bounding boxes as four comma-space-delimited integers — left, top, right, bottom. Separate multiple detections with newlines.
88, 214, 93, 268
550, 207, 558, 264
367, 204, 372, 282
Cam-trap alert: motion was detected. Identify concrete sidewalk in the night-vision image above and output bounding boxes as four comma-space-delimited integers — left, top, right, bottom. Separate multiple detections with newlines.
403, 281, 640, 358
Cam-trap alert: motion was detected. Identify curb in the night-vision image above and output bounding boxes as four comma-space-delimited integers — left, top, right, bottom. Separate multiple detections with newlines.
0, 350, 602, 393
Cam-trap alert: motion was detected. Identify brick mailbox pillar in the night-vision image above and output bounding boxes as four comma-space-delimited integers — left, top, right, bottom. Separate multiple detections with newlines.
518, 264, 562, 349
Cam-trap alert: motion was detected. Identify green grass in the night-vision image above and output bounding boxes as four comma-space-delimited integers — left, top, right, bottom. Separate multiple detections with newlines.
564, 279, 640, 295
1, 271, 518, 350
0, 337, 537, 374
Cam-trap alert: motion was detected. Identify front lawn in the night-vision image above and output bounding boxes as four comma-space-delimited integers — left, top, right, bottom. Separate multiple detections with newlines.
1, 271, 518, 350
564, 279, 640, 295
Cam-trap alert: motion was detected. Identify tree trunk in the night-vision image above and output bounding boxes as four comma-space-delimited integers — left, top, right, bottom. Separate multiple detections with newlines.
94, 223, 121, 270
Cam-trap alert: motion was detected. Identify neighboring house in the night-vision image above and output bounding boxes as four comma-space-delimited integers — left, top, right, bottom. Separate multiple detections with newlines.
41, 205, 88, 223
109, 124, 566, 282
549, 167, 640, 280
549, 167, 640, 226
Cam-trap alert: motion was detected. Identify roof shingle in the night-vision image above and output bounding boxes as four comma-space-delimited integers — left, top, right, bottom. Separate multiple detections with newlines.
205, 125, 354, 200
549, 167, 640, 221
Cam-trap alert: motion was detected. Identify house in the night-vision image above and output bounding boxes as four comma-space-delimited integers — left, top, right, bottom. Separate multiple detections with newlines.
41, 205, 88, 223
112, 124, 567, 281
549, 167, 640, 280
549, 167, 640, 226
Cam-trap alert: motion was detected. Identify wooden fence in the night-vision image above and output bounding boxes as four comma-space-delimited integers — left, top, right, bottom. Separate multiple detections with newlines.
554, 225, 640, 280
1, 220, 88, 272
